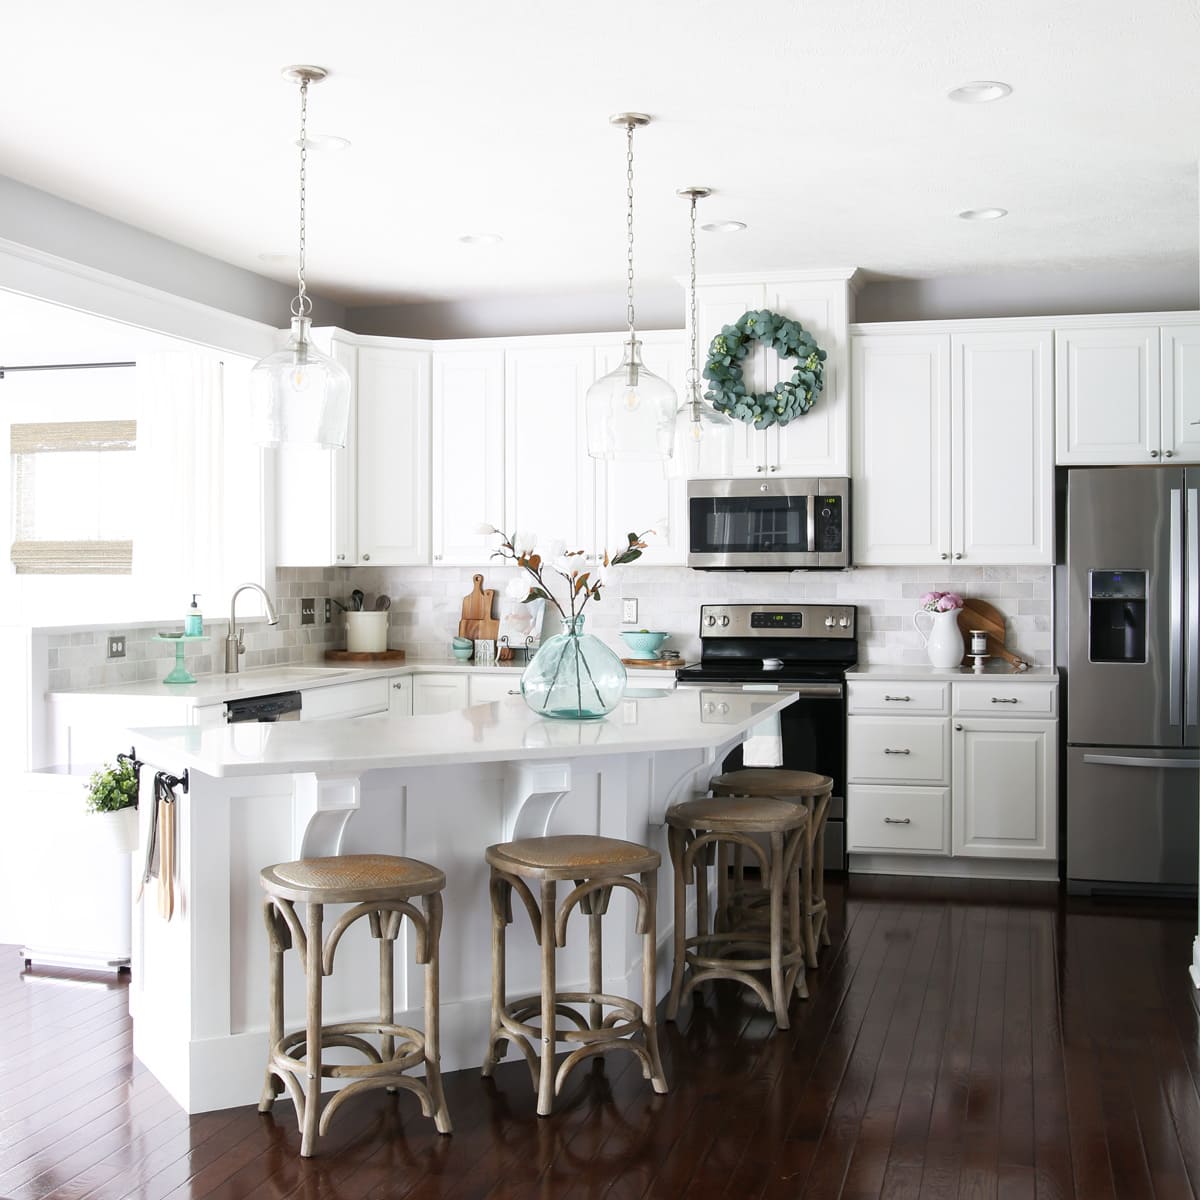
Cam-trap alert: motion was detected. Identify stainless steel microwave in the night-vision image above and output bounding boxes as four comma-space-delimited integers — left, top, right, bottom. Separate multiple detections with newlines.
687, 477, 851, 570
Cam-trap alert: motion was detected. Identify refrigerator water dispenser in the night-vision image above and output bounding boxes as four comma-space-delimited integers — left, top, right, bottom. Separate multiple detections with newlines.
1088, 569, 1147, 664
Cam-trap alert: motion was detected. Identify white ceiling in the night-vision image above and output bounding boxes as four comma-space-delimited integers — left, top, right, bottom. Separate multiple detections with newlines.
2, 0, 1198, 311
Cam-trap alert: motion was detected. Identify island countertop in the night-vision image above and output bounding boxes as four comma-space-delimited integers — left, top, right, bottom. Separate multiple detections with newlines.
129, 687, 794, 778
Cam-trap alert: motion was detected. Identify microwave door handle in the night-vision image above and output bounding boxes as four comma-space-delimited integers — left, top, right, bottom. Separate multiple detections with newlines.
806, 490, 816, 555
1171, 487, 1182, 726
1189, 487, 1199, 727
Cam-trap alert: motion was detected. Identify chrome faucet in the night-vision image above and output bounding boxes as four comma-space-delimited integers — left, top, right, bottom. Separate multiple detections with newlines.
224, 582, 280, 673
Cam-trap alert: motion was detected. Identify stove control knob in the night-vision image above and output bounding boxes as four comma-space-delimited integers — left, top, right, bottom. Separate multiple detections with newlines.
824, 616, 836, 628
718, 702, 729, 715
706, 614, 717, 627
838, 616, 850, 628
703, 701, 715, 715
720, 615, 730, 627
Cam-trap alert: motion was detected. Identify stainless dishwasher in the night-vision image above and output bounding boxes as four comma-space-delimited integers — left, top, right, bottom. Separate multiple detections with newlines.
224, 691, 302, 723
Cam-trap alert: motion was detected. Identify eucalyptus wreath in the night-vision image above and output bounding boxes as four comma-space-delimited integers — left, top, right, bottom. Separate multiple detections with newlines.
703, 309, 826, 429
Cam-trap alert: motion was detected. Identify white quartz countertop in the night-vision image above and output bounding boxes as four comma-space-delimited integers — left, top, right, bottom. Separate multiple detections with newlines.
846, 663, 1057, 682
128, 688, 792, 778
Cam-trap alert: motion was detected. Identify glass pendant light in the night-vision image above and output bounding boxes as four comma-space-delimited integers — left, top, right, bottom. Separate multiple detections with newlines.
673, 187, 733, 478
249, 66, 351, 449
585, 114, 676, 461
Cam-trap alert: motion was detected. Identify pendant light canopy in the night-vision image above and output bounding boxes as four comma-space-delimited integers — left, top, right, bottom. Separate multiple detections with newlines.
250, 66, 351, 449
585, 114, 676, 462
674, 187, 733, 478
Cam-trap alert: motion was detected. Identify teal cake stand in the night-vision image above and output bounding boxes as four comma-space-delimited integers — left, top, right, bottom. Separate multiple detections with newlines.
155, 634, 209, 684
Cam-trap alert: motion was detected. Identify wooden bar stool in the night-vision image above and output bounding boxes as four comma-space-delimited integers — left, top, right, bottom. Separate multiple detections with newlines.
711, 769, 834, 967
259, 853, 452, 1157
666, 795, 810, 1029
482, 834, 668, 1116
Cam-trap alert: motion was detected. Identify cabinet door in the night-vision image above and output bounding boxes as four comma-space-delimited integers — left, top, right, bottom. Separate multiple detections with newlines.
431, 350, 505, 564
765, 279, 849, 476
275, 333, 357, 567
1055, 326, 1160, 464
411, 674, 469, 715
469, 673, 521, 704
504, 347, 595, 550
953, 331, 1053, 564
356, 347, 431, 565
851, 334, 952, 564
1161, 325, 1200, 464
594, 333, 687, 564
952, 719, 1056, 859
388, 676, 412, 716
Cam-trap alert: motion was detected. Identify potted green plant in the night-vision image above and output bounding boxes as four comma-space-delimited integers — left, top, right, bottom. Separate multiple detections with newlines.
85, 759, 140, 853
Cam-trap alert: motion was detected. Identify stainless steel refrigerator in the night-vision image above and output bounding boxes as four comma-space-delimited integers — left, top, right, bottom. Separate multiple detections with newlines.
1065, 467, 1200, 894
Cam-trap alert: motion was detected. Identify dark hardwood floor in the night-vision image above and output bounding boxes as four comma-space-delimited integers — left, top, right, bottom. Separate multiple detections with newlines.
3, 876, 1199, 1199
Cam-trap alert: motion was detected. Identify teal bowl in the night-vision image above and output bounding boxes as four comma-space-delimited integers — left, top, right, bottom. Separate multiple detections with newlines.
620, 630, 669, 658
452, 645, 473, 661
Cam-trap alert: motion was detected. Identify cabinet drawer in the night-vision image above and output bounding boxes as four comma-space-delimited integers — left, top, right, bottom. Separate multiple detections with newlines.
953, 680, 1057, 718
848, 680, 950, 716
847, 717, 950, 785
847, 785, 951, 854
302, 677, 391, 720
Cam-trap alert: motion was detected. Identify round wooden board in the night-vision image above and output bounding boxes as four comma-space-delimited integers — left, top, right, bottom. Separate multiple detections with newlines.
621, 657, 687, 669
324, 649, 407, 663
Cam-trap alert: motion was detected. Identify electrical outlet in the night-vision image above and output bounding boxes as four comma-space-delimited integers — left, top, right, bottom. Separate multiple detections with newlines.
106, 635, 126, 660
621, 598, 638, 625
300, 598, 316, 626
324, 598, 332, 623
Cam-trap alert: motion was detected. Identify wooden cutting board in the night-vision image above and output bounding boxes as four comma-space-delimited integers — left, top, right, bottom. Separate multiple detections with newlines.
620, 657, 688, 669
957, 599, 1030, 670
458, 574, 498, 641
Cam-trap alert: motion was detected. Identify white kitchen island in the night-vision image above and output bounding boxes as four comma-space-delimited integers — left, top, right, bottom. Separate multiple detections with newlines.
125, 686, 794, 1114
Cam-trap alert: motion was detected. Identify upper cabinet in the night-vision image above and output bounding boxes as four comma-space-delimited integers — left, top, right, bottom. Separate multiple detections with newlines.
1055, 321, 1200, 465
852, 329, 1053, 566
692, 274, 854, 477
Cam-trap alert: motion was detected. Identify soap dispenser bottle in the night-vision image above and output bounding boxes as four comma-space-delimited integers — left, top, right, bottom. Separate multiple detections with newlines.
185, 594, 203, 637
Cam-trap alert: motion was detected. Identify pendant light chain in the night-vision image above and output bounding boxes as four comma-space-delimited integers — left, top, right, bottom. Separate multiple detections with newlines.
687, 191, 699, 400
292, 76, 311, 319
624, 119, 637, 340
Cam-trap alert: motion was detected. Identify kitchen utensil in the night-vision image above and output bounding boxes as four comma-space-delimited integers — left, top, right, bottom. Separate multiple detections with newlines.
351, 589, 365, 612
374, 594, 391, 611
956, 600, 1029, 670
458, 574, 498, 641
620, 630, 669, 658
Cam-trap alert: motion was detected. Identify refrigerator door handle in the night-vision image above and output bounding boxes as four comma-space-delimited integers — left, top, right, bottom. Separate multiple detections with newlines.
1082, 753, 1199, 770
1188, 487, 1199, 728
1170, 488, 1182, 726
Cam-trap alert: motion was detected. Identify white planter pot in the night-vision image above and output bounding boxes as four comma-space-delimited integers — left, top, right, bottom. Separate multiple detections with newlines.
913, 608, 964, 669
92, 806, 139, 855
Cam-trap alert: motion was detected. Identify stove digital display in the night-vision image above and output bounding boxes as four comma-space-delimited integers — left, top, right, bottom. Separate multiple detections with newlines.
751, 611, 804, 629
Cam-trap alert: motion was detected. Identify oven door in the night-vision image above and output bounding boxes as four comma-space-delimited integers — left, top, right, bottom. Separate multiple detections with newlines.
686, 476, 849, 569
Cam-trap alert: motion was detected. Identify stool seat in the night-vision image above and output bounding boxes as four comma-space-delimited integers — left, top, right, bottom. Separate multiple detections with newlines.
667, 794, 809, 832
486, 834, 660, 879
711, 769, 833, 799
263, 854, 445, 902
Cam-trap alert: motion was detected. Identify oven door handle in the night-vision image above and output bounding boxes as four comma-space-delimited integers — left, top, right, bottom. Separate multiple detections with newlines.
677, 680, 844, 699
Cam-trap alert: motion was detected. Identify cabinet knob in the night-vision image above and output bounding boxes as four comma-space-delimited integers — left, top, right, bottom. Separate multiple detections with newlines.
955, 723, 964, 731
362, 553, 371, 561
954, 552, 963, 560
769, 464, 779, 472
941, 553, 949, 560
392, 682, 405, 690
336, 554, 345, 561
755, 465, 765, 473
1164, 450, 1174, 458
1151, 449, 1160, 458
434, 554, 443, 561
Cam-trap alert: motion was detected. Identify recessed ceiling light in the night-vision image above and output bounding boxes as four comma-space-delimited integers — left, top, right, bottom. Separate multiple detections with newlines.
958, 207, 1008, 221
701, 220, 747, 234
458, 233, 504, 246
948, 80, 1013, 103
293, 134, 352, 152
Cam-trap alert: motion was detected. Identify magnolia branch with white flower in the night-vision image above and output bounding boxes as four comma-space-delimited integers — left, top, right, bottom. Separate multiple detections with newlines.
477, 524, 652, 625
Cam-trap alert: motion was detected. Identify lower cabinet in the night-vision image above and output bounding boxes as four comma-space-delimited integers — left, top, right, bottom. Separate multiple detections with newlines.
388, 676, 413, 716
846, 677, 1058, 871
411, 673, 470, 715
469, 673, 522, 704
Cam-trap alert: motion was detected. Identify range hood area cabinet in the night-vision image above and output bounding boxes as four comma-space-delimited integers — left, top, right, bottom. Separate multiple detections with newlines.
275, 329, 692, 569
1055, 321, 1200, 465
850, 328, 1055, 567
690, 273, 854, 478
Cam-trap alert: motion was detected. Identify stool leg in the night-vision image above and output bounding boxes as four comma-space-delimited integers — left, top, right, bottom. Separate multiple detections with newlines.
666, 825, 687, 1022
422, 891, 452, 1134
788, 829, 808, 1001
378, 911, 395, 1070
588, 894, 603, 1032
482, 872, 508, 1078
815, 797, 831, 951
640, 869, 668, 1094
802, 800, 818, 968
768, 832, 789, 1030
537, 879, 557, 1116
300, 900, 323, 1158
259, 899, 286, 1113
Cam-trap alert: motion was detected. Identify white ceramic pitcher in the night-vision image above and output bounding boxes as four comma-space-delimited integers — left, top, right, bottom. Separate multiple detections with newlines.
913, 608, 964, 669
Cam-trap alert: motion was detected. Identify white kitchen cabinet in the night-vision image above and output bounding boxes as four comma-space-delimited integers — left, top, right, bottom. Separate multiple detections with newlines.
593, 332, 687, 565
852, 329, 1053, 565
301, 677, 391, 720
693, 275, 852, 478
1054, 321, 1200, 465
356, 345, 432, 565
411, 673, 470, 715
275, 332, 358, 567
846, 785, 951, 855
504, 346, 596, 551
431, 350, 505, 564
388, 675, 413, 716
468, 672, 521, 705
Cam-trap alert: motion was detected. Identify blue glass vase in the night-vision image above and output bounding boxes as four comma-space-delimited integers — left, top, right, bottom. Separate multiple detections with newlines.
520, 615, 627, 720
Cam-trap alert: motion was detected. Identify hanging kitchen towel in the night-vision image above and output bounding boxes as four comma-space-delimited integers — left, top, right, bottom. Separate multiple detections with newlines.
136, 771, 177, 920
741, 713, 784, 768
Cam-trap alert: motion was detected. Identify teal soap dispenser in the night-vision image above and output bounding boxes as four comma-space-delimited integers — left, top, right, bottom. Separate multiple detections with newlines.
185, 593, 203, 636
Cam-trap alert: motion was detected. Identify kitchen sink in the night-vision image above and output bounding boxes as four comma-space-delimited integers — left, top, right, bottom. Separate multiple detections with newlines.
234, 666, 352, 681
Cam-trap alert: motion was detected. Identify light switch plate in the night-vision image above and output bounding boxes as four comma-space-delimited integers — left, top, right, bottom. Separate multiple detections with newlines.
621, 598, 638, 624
300, 598, 315, 626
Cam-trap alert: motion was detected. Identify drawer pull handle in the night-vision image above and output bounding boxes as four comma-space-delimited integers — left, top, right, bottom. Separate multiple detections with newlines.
884, 694, 912, 702
883, 748, 911, 755
507, 689, 521, 696
884, 817, 912, 825
990, 697, 1019, 704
